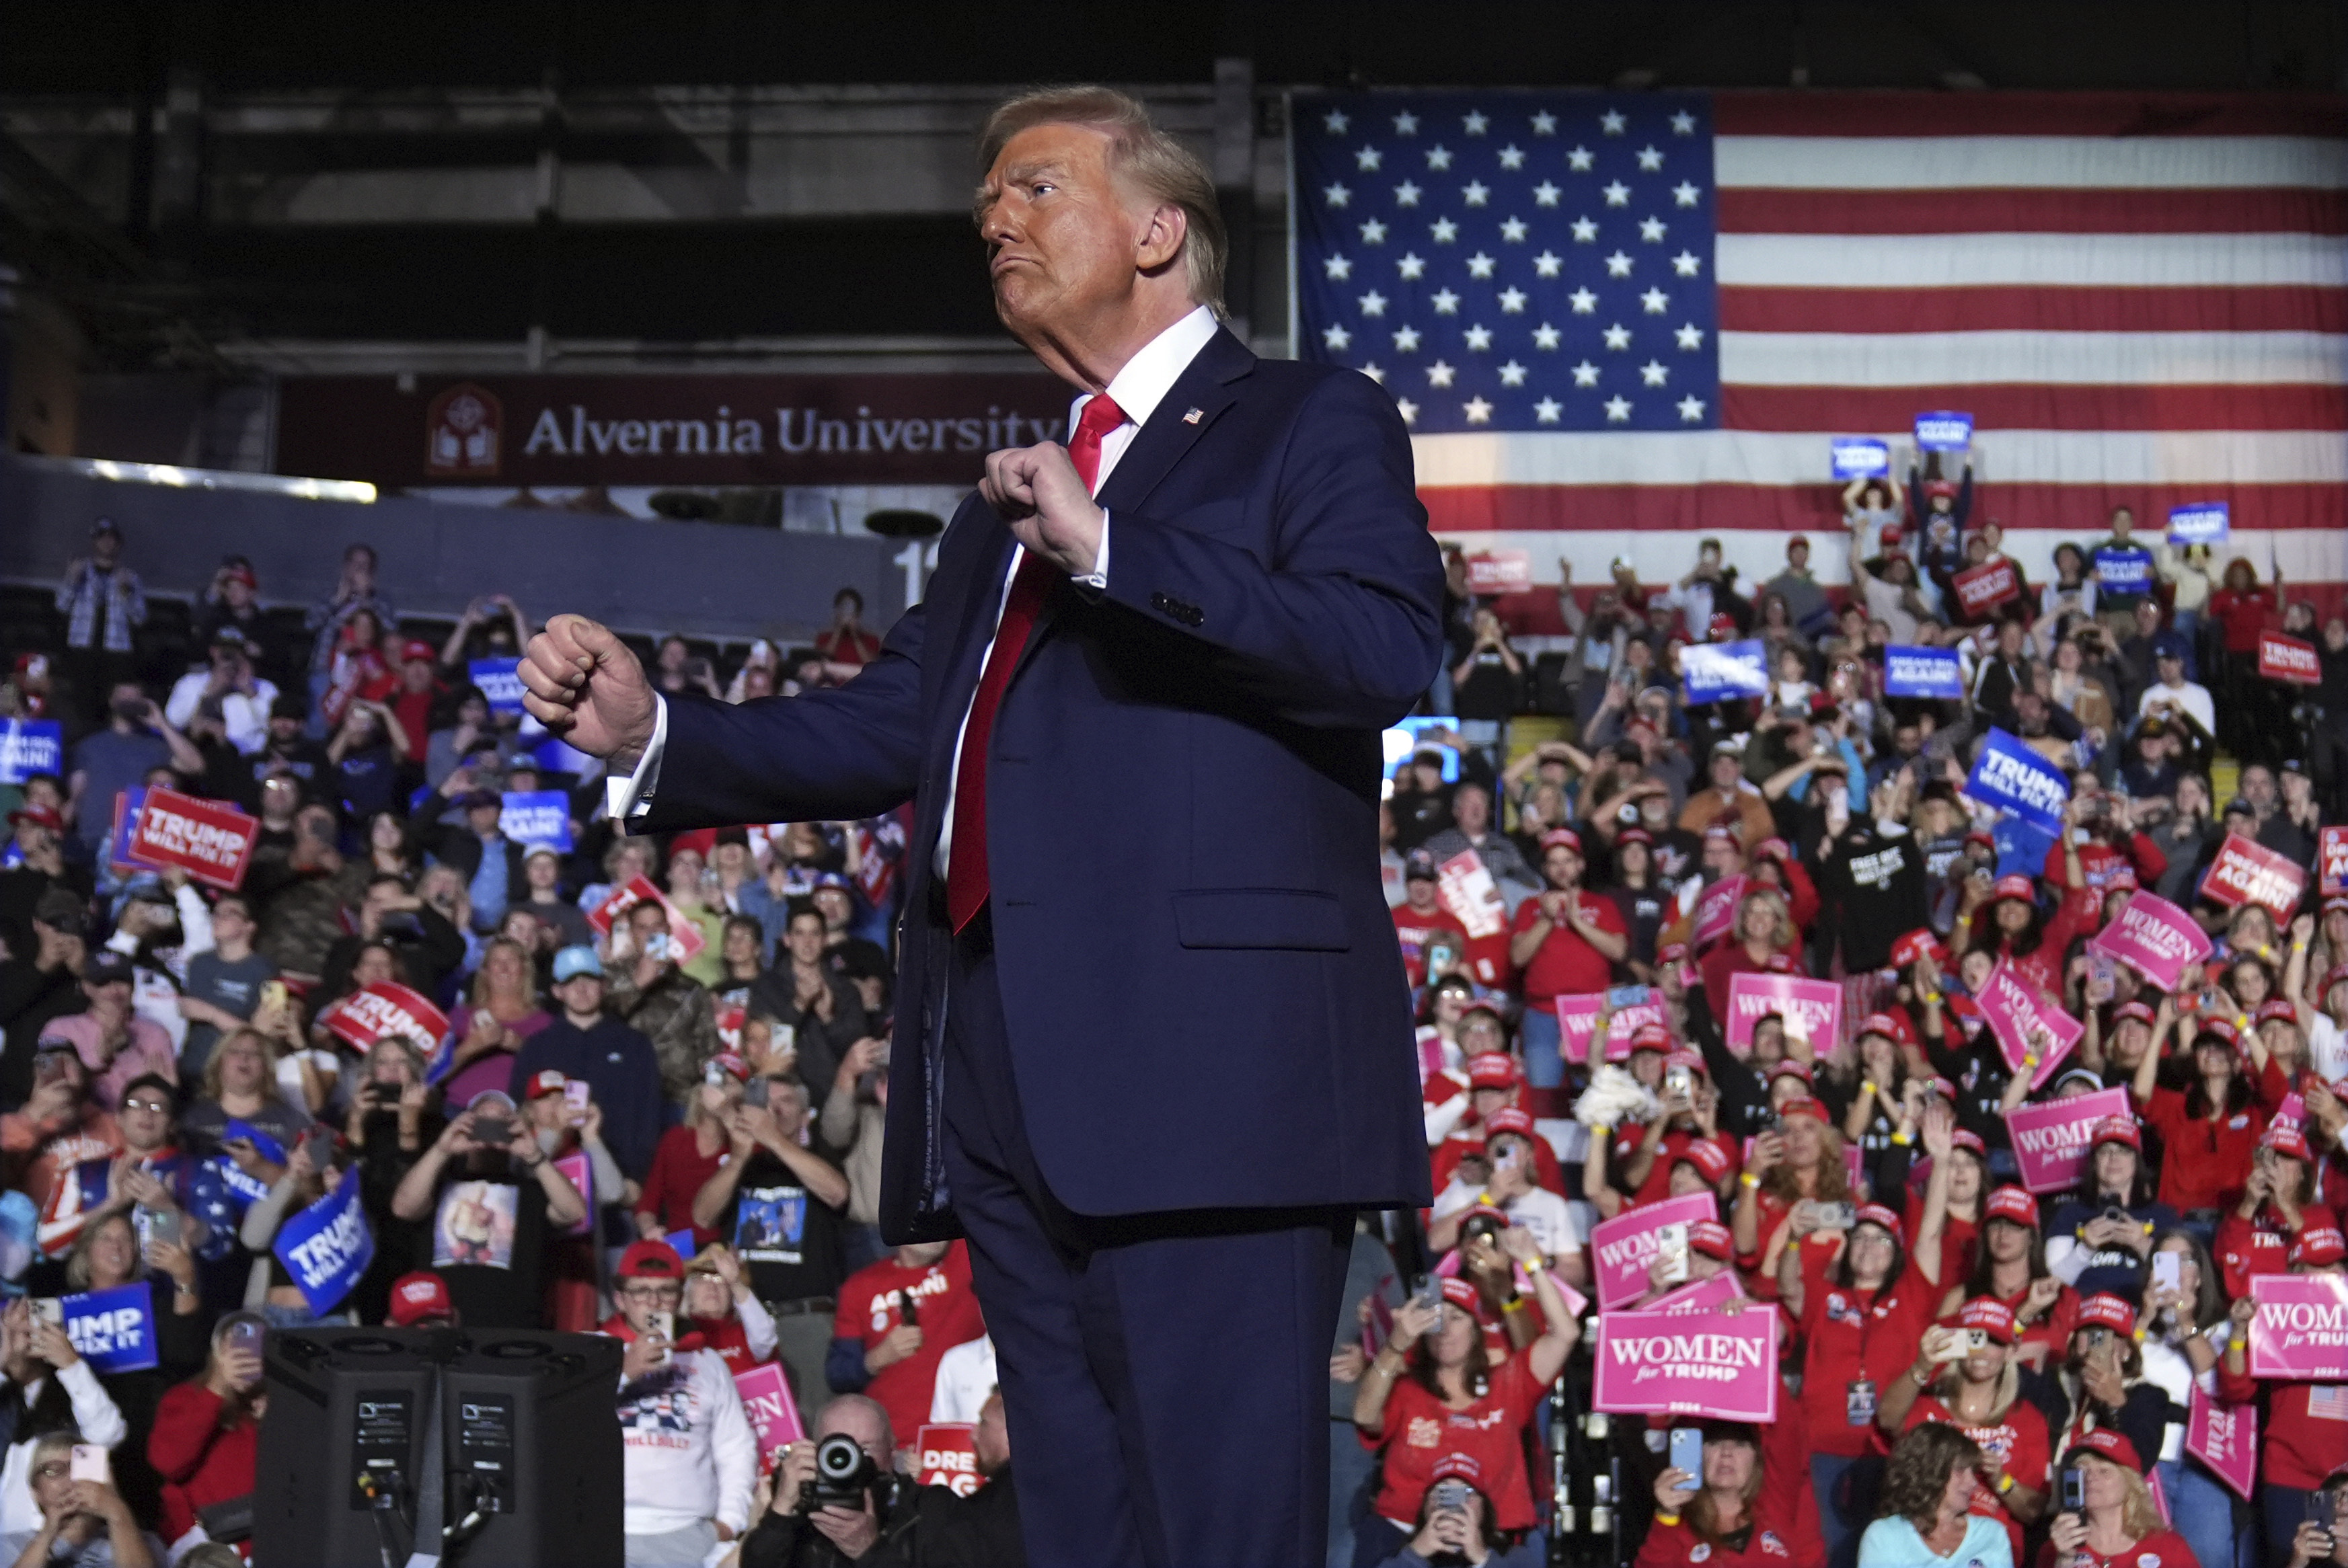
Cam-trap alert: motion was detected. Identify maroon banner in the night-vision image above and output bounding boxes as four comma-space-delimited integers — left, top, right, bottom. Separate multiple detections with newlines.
277, 373, 1068, 488
586, 875, 708, 961
2199, 832, 2308, 924
2260, 631, 2323, 685
127, 788, 256, 890
1951, 559, 2020, 617
318, 982, 452, 1056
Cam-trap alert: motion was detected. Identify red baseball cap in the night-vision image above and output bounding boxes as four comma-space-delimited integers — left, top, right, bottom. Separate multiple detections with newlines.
2113, 1001, 2157, 1028
2193, 1017, 2240, 1048
1616, 826, 1654, 849
2265, 1124, 2313, 1161
1778, 1097, 1829, 1126
1628, 1023, 1673, 1055
1753, 838, 1792, 865
2066, 1427, 2143, 1473
1666, 1049, 1707, 1074
1963, 829, 1997, 852
708, 1052, 749, 1084
1890, 929, 1946, 971
1958, 1297, 2017, 1345
2076, 1293, 2137, 1336
1539, 828, 1583, 853
1985, 1186, 2041, 1228
2294, 1226, 2347, 1266
1466, 1052, 1518, 1090
1482, 1107, 1537, 1143
2257, 998, 2300, 1027
1769, 1059, 1813, 1085
1708, 612, 1739, 637
524, 1069, 568, 1101
1676, 1140, 1732, 1185
1992, 874, 2037, 904
1689, 1219, 1734, 1260
1854, 1204, 1901, 1235
1440, 1276, 1483, 1312
617, 1239, 687, 1281
1657, 941, 1689, 966
387, 1271, 455, 1327
1429, 1451, 1483, 1486
1854, 1013, 1901, 1043
401, 639, 437, 664
1950, 1129, 1987, 1158
5, 805, 63, 834
2089, 1115, 2141, 1152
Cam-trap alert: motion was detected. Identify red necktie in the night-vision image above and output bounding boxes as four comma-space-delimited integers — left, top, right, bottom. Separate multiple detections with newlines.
945, 393, 1127, 931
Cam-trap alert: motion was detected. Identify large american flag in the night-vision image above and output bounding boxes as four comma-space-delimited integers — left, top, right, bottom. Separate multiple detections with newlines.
1291, 90, 2348, 615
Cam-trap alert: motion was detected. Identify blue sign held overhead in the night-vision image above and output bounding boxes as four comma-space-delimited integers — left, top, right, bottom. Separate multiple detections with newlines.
1913, 411, 1974, 452
0, 721, 63, 786
2167, 501, 2230, 546
61, 1283, 157, 1374
1830, 438, 1890, 480
469, 658, 526, 718
498, 791, 574, 853
1962, 728, 2074, 838
1882, 645, 1965, 701
1384, 717, 1464, 783
2093, 546, 2154, 593
272, 1174, 375, 1317
1680, 639, 1771, 706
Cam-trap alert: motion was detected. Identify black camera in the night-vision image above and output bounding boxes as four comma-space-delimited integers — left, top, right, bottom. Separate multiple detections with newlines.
800, 1432, 893, 1514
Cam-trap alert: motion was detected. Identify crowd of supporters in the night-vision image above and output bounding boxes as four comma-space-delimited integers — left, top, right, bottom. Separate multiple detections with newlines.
3, 491, 2347, 1568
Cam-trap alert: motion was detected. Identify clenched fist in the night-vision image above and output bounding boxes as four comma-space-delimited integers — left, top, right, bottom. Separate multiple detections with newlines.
521, 614, 660, 765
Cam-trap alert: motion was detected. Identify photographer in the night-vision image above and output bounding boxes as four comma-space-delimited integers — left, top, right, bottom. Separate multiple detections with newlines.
740, 1393, 917, 1568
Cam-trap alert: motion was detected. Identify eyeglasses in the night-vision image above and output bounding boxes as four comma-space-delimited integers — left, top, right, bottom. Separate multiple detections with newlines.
31, 1463, 69, 1482
122, 1099, 171, 1115
619, 1284, 682, 1304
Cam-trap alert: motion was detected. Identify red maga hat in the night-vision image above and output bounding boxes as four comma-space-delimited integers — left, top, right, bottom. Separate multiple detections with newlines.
1958, 1297, 2017, 1345
1466, 1053, 1518, 1090
1985, 1187, 2041, 1228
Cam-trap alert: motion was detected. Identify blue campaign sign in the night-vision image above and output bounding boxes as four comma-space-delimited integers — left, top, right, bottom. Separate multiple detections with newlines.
1992, 815, 2059, 885
272, 1174, 375, 1316
532, 735, 597, 776
61, 1283, 157, 1374
210, 1120, 288, 1214
665, 1228, 699, 1262
498, 791, 573, 853
469, 658, 526, 717
1882, 645, 1965, 700
2167, 501, 2230, 545
0, 721, 63, 785
109, 787, 147, 868
1830, 438, 1890, 480
2094, 546, 2154, 592
1962, 728, 2073, 837
1913, 411, 1974, 451
1680, 639, 1770, 706
1383, 717, 1463, 783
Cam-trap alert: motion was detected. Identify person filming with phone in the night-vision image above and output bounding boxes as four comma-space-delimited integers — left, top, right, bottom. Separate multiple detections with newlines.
1640, 1420, 1823, 1568
1373, 1452, 1536, 1568
606, 1239, 757, 1567
2037, 1429, 2193, 1568
0, 1432, 161, 1568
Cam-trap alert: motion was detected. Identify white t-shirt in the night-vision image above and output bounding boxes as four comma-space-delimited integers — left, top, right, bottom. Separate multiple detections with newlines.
2310, 1011, 2348, 1084
1429, 1181, 1588, 1259
929, 1335, 998, 1424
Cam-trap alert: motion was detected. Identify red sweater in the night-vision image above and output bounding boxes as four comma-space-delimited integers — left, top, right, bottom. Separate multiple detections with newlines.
1794, 1252, 1937, 1458
635, 1124, 730, 1247
149, 1381, 260, 1546
2140, 1088, 2263, 1213
2216, 1362, 2348, 1490
2209, 586, 2277, 655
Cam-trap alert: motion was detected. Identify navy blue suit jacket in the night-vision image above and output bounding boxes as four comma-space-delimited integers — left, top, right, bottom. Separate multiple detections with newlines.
639, 329, 1445, 1241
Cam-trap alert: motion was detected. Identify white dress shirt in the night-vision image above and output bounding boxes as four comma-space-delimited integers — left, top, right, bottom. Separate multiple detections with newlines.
607, 304, 1223, 859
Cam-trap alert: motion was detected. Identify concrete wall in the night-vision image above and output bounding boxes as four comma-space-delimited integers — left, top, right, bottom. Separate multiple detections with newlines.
0, 455, 912, 643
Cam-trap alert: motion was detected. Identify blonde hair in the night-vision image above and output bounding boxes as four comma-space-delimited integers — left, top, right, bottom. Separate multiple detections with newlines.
201, 1027, 283, 1105
977, 86, 1227, 315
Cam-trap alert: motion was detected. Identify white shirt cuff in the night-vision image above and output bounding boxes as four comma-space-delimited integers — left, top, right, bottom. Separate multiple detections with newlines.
1073, 514, 1110, 590
601, 697, 669, 825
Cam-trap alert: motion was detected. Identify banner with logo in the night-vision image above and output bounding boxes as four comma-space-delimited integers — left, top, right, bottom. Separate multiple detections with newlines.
1692, 875, 1747, 951
2324, 828, 2348, 896
1555, 991, 1671, 1064
2167, 501, 2230, 546
1435, 851, 1507, 940
2199, 832, 2307, 925
2085, 892, 2213, 992
108, 789, 159, 876
2185, 1387, 2259, 1501
2092, 547, 2155, 594
272, 1175, 375, 1317
2006, 1088, 2132, 1194
1883, 646, 1965, 700
1649, 1271, 1742, 1315
1593, 1308, 1779, 1421
469, 658, 527, 718
1464, 551, 1531, 594
319, 982, 452, 1056
1830, 438, 1889, 480
0, 720, 63, 786
1680, 640, 1770, 706
2259, 631, 2322, 686
2248, 1273, 2348, 1380
915, 1423, 983, 1496
1591, 1192, 1719, 1310
586, 875, 708, 960
56, 1284, 157, 1374
128, 788, 257, 890
1723, 972, 1842, 1055
1976, 962, 2082, 1091
1951, 559, 2020, 618
498, 791, 574, 853
732, 1362, 808, 1473
1914, 411, 1973, 451
1961, 728, 2071, 837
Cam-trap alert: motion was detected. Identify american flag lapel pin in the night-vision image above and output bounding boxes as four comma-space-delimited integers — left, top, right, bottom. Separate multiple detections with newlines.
1182, 407, 1203, 424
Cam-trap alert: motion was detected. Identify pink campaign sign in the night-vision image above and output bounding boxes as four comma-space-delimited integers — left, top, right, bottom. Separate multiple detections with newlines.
1556, 992, 1670, 1064
1593, 1307, 1779, 1422
1590, 1192, 1720, 1309
1723, 972, 1842, 1056
2005, 1088, 2133, 1195
1693, 876, 1746, 950
1975, 962, 2082, 1092
732, 1362, 808, 1471
2086, 892, 2212, 993
1649, 1271, 1741, 1315
2248, 1273, 2348, 1380
2185, 1386, 2260, 1501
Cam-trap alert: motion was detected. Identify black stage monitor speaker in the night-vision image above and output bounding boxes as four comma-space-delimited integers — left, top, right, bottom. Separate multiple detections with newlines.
256, 1326, 622, 1568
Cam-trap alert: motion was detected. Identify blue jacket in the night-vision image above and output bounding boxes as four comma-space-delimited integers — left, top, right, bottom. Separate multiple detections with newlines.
640, 330, 1446, 1239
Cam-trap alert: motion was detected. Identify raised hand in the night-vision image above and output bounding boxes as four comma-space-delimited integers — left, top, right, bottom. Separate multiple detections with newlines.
979, 442, 1104, 577
520, 615, 659, 762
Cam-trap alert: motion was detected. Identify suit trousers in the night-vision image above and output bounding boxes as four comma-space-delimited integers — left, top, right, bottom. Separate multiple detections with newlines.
941, 910, 1353, 1568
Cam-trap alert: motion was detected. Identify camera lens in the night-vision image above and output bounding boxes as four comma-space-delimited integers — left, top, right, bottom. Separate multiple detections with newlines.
815, 1432, 864, 1481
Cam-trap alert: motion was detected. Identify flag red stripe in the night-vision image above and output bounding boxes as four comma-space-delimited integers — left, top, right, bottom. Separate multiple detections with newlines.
1716, 284, 2348, 335
1718, 186, 2348, 235
1713, 91, 2348, 140
1421, 481, 2347, 536
1721, 383, 2348, 434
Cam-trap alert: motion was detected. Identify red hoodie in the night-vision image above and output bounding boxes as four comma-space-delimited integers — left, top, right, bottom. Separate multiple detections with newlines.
149, 1381, 260, 1547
